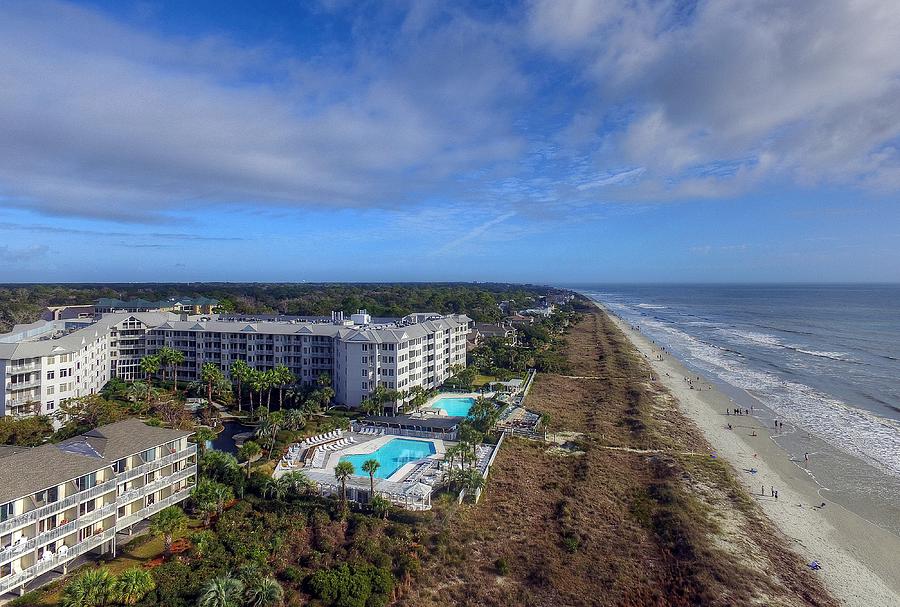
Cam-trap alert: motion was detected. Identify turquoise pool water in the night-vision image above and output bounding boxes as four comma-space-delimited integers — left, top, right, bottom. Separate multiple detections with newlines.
340, 438, 436, 478
432, 396, 476, 417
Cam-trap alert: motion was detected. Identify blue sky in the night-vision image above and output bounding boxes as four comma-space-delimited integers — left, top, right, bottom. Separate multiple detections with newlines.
1, 0, 899, 283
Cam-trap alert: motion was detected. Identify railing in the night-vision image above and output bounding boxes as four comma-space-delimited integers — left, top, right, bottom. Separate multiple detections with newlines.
0, 520, 78, 565
114, 487, 192, 532
77, 502, 117, 528
117, 465, 196, 505
0, 529, 115, 595
7, 363, 40, 374
6, 378, 42, 390
0, 479, 116, 535
118, 445, 196, 482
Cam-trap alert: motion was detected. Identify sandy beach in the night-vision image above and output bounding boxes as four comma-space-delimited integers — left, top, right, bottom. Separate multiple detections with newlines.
601, 304, 900, 607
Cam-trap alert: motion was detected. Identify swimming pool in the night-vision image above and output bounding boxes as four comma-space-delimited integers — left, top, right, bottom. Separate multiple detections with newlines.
432, 396, 476, 417
340, 438, 436, 478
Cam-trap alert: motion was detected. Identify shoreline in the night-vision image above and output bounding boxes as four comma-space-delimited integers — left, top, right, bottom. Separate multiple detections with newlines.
597, 303, 900, 607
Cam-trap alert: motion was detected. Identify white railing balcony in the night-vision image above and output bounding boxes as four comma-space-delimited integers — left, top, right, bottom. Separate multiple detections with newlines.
7, 363, 40, 374
0, 479, 115, 536
6, 378, 42, 391
118, 445, 196, 482
0, 519, 79, 566
118, 465, 196, 505
0, 529, 114, 595
77, 502, 117, 528
114, 486, 192, 532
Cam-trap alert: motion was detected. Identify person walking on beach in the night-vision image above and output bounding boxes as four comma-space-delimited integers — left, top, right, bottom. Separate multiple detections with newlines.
804, 452, 810, 462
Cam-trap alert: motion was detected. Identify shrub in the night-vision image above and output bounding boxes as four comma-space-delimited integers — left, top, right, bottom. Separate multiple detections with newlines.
495, 558, 510, 576
562, 534, 580, 553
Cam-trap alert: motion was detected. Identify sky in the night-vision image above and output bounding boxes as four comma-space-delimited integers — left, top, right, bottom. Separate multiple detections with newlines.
1, 0, 899, 284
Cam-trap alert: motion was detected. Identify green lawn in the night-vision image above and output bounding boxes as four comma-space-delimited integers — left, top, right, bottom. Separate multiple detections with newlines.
473, 374, 498, 387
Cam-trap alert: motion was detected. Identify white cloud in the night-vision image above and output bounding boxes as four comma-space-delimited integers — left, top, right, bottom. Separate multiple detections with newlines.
0, 1, 526, 220
530, 0, 900, 196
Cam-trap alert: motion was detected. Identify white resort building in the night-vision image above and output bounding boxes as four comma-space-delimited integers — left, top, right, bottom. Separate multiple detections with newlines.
0, 419, 196, 598
0, 310, 473, 419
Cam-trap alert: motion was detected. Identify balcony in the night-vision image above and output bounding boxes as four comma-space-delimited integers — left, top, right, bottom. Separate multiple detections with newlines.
118, 445, 196, 483
117, 465, 197, 505
114, 486, 192, 532
0, 520, 78, 565
0, 479, 116, 535
77, 502, 117, 528
0, 528, 115, 595
6, 378, 42, 391
7, 363, 40, 374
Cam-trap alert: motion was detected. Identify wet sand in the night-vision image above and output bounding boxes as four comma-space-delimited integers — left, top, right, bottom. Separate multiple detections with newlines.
601, 304, 900, 607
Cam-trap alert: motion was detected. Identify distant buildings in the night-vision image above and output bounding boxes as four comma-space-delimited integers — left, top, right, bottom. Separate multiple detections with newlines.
94, 297, 219, 315
0, 419, 196, 598
0, 310, 472, 418
468, 322, 517, 348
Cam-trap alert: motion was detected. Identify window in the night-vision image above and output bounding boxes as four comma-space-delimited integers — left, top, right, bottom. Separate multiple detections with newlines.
0, 501, 13, 522
142, 448, 157, 463
75, 472, 97, 491
46, 401, 55, 411
46, 370, 55, 380
361, 370, 367, 377
46, 386, 54, 395
34, 487, 59, 505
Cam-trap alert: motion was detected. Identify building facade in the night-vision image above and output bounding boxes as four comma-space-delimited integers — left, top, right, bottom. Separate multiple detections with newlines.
0, 419, 196, 597
0, 311, 473, 417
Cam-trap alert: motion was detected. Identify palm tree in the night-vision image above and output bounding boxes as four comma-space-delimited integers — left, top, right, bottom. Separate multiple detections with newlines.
198, 575, 245, 607
370, 495, 391, 520
265, 410, 285, 455
139, 354, 160, 402
230, 359, 251, 413
193, 426, 217, 456
191, 479, 224, 525
280, 470, 314, 497
158, 347, 185, 393
361, 458, 380, 498
463, 469, 486, 501
149, 505, 187, 555
169, 349, 185, 393
262, 477, 288, 501
248, 369, 265, 417
245, 577, 284, 607
114, 567, 156, 605
200, 362, 224, 407
333, 460, 355, 516
272, 365, 295, 410
283, 409, 305, 432
262, 369, 278, 410
61, 567, 116, 607
238, 440, 261, 478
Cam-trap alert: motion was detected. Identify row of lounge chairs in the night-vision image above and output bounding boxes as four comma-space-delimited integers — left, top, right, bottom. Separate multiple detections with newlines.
298, 429, 344, 450
357, 426, 385, 436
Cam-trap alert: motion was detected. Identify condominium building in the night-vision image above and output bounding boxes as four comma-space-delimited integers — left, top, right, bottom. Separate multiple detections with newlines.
0, 419, 196, 598
0, 310, 473, 418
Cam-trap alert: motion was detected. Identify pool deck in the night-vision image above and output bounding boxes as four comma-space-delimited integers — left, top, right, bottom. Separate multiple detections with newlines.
323, 434, 447, 483
422, 392, 487, 417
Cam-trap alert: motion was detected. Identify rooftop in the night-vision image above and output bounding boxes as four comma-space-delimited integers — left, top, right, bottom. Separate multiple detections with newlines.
0, 419, 192, 503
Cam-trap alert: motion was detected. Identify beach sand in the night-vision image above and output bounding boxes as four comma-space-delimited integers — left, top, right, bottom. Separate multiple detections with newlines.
601, 304, 900, 607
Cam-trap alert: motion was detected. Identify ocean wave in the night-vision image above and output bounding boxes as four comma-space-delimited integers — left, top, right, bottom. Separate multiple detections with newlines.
637, 303, 668, 309
718, 328, 785, 348
791, 348, 852, 361
625, 314, 900, 479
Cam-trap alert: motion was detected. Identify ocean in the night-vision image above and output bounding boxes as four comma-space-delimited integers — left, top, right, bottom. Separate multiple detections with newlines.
573, 284, 900, 534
